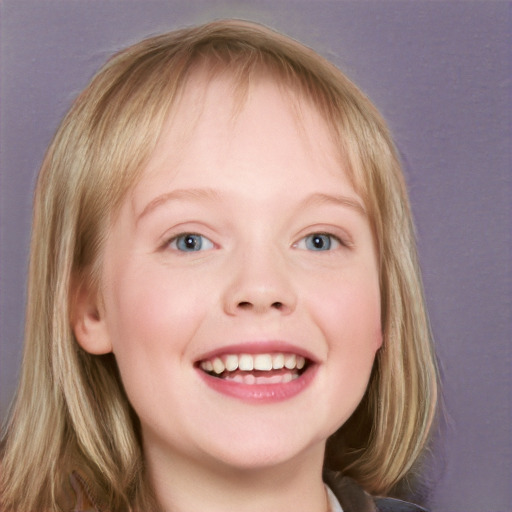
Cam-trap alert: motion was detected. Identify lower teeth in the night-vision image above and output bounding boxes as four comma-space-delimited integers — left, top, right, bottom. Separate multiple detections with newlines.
218, 371, 299, 384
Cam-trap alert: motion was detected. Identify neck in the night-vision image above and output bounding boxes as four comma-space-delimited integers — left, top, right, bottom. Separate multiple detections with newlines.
144, 441, 328, 512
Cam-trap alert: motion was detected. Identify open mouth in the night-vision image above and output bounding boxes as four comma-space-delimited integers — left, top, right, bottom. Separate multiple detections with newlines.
197, 352, 311, 385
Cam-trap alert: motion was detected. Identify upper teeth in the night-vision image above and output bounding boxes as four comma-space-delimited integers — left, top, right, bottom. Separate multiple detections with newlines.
200, 353, 306, 375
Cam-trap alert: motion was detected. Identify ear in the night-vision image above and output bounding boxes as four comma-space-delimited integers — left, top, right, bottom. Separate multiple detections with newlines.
71, 279, 113, 355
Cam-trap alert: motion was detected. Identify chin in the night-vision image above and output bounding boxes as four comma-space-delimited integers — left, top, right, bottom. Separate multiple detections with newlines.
194, 426, 328, 475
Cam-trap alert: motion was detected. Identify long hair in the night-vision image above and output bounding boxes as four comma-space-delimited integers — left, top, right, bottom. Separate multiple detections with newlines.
0, 20, 437, 511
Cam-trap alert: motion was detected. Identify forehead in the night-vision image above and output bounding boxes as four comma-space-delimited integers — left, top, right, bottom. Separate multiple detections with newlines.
141, 68, 347, 183
123, 69, 364, 223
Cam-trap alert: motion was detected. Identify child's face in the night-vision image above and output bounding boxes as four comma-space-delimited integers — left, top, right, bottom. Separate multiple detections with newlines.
87, 74, 381, 473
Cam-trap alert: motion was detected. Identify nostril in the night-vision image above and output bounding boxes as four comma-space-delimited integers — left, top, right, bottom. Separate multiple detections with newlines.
236, 301, 284, 310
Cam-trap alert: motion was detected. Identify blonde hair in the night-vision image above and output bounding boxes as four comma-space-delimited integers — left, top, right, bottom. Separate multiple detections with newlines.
0, 20, 437, 511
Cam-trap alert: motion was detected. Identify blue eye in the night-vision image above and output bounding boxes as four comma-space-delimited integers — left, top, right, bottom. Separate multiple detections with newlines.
169, 233, 214, 252
296, 233, 340, 251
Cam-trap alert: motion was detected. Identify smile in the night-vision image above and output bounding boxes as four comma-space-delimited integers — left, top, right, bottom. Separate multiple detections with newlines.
196, 348, 317, 402
198, 352, 308, 384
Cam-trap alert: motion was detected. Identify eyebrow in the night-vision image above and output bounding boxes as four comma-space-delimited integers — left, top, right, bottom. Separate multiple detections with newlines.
298, 192, 367, 217
137, 187, 222, 224
136, 188, 366, 224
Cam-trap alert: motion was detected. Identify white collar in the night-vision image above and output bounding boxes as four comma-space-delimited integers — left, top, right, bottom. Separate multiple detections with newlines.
326, 484, 344, 512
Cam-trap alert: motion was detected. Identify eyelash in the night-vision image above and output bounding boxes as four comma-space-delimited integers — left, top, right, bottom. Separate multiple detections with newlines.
164, 231, 346, 253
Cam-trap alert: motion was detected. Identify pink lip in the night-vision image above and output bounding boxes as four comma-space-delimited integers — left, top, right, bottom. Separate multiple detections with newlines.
195, 340, 319, 403
195, 341, 318, 363
197, 363, 318, 403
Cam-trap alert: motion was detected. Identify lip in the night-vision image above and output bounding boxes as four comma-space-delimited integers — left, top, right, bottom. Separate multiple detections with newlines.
195, 341, 319, 403
196, 363, 318, 402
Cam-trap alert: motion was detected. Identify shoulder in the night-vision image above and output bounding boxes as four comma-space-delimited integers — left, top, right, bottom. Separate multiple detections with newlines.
324, 471, 428, 512
373, 496, 429, 512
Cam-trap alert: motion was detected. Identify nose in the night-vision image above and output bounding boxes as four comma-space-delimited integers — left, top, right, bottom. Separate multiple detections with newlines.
222, 247, 297, 316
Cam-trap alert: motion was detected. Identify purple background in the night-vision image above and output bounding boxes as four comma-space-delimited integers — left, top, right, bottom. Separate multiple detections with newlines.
1, 2, 510, 511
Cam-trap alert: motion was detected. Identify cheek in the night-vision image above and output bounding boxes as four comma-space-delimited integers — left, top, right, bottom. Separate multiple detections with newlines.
317, 273, 381, 343
299, 273, 381, 436
101, 263, 215, 420
103, 263, 211, 367
313, 273, 381, 377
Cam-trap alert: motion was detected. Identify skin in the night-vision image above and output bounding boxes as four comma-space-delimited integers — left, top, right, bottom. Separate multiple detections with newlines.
73, 72, 382, 512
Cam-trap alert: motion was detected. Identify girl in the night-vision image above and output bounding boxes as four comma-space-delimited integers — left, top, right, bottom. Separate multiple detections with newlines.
0, 20, 438, 512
